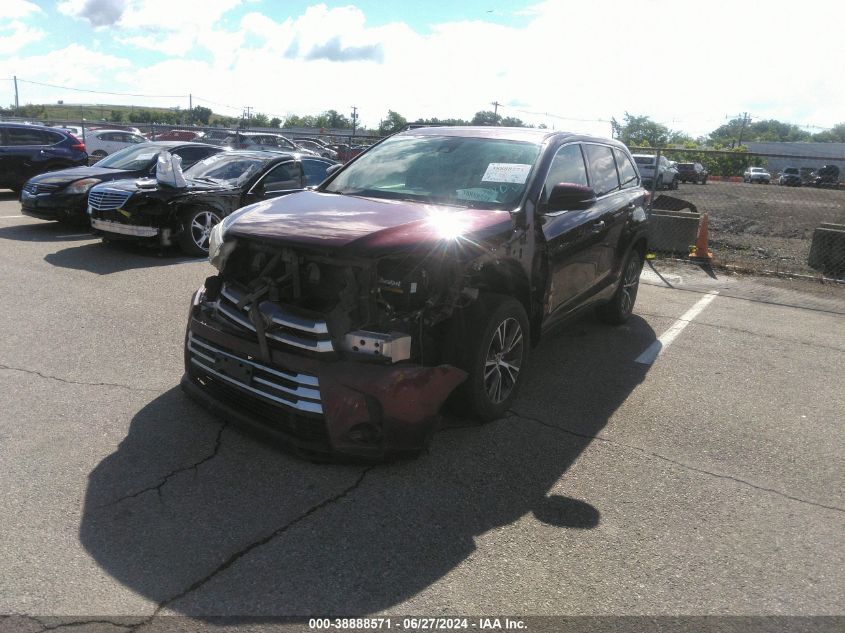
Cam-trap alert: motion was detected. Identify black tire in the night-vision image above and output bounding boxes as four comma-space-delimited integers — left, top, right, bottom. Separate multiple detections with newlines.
91, 150, 107, 158
671, 177, 679, 190
178, 207, 222, 256
656, 176, 664, 190
450, 294, 529, 422
701, 176, 707, 184
596, 249, 643, 325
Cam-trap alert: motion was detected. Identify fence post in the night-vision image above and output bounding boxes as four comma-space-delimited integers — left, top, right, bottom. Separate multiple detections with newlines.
650, 149, 662, 200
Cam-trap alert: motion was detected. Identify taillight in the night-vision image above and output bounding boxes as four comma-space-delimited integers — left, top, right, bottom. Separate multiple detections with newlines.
69, 134, 86, 152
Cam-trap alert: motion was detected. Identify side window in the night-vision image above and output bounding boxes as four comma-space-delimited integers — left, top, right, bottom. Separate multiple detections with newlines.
542, 143, 588, 203
278, 137, 295, 149
6, 127, 47, 145
583, 144, 620, 196
262, 162, 303, 192
613, 149, 639, 189
302, 159, 331, 186
173, 147, 212, 166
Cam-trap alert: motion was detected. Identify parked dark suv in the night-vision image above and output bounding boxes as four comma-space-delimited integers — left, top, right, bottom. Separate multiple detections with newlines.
182, 127, 649, 460
0, 123, 88, 193
21, 141, 225, 223
677, 162, 708, 184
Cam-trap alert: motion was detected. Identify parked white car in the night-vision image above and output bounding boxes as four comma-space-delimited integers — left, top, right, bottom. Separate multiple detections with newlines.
85, 129, 148, 160
743, 166, 771, 184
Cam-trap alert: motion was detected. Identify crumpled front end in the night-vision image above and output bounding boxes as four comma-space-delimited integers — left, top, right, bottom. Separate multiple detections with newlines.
182, 237, 471, 459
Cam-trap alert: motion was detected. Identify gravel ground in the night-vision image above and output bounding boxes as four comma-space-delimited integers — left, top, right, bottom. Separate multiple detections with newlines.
656, 180, 845, 278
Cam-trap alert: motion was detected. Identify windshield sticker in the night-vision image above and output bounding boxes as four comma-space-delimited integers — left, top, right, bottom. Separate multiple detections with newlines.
456, 188, 500, 202
481, 163, 532, 184
135, 152, 156, 160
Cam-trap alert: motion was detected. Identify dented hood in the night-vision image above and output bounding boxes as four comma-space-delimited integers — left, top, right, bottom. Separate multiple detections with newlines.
225, 190, 515, 255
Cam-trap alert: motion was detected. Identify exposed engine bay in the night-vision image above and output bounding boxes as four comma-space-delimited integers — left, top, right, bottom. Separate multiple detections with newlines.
199, 238, 481, 366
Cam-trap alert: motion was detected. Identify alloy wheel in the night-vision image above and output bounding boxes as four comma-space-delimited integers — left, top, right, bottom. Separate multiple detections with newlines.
483, 317, 524, 404
620, 256, 641, 316
190, 211, 221, 252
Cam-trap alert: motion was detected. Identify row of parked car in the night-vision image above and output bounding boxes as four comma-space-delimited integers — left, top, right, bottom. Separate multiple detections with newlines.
51, 122, 367, 162
16, 137, 339, 254
743, 165, 841, 187
8, 123, 654, 459
631, 154, 708, 189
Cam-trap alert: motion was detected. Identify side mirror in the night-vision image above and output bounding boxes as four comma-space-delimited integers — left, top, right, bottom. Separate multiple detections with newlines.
325, 163, 343, 177
547, 183, 597, 212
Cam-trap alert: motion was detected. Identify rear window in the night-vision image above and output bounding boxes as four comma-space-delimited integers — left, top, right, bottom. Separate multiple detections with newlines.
614, 149, 639, 189
5, 128, 62, 146
583, 144, 620, 196
634, 155, 655, 166
678, 163, 694, 169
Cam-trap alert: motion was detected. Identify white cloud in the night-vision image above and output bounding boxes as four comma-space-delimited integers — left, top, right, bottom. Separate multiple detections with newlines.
14, 1, 845, 136
0, 20, 45, 55
0, 44, 132, 99
4, 0, 42, 19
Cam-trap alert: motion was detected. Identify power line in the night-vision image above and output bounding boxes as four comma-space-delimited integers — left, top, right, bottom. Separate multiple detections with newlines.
15, 78, 186, 99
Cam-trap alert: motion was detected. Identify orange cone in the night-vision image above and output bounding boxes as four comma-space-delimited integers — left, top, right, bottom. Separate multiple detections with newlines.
689, 212, 713, 261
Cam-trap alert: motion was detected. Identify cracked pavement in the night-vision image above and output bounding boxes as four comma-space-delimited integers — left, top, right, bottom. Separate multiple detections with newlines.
0, 200, 843, 622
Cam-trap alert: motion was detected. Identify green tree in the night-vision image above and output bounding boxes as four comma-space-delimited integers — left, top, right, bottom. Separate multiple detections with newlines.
611, 113, 670, 147
501, 116, 526, 127
471, 110, 502, 126
378, 110, 407, 135
413, 117, 471, 126
192, 105, 212, 125
109, 110, 124, 123
317, 109, 351, 129
812, 122, 845, 142
269, 117, 281, 128
251, 112, 270, 127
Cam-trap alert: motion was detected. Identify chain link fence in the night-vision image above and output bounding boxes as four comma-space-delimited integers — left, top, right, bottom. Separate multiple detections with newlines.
0, 115, 383, 162
635, 147, 845, 282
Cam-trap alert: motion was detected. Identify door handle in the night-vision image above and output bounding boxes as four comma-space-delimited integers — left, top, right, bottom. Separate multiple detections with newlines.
591, 220, 606, 233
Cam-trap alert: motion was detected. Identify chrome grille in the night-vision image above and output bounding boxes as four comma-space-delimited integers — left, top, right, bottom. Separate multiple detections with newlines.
88, 188, 132, 211
23, 182, 60, 195
187, 333, 323, 415
214, 282, 334, 354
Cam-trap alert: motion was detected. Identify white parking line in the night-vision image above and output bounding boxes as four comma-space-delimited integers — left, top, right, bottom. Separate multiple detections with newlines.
635, 292, 719, 365
0, 215, 23, 218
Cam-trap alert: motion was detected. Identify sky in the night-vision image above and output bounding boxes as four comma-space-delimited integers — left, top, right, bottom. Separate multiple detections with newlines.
1, 0, 843, 137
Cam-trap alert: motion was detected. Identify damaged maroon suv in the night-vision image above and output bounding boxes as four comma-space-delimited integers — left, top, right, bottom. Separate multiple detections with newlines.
182, 127, 649, 460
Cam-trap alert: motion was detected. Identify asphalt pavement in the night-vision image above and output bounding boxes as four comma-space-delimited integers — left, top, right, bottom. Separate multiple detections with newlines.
0, 192, 842, 624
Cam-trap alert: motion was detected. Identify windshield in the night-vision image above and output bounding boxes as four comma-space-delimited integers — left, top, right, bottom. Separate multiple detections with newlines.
751, 167, 765, 172
95, 145, 160, 170
784, 168, 799, 174
322, 135, 541, 209
184, 153, 266, 186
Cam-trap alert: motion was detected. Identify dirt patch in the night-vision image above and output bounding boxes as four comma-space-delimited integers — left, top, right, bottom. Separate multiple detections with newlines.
657, 181, 845, 278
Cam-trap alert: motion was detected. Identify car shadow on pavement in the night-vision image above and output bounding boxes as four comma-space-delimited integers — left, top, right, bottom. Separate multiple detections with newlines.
0, 190, 20, 201
0, 221, 94, 243
79, 314, 655, 616
44, 240, 200, 274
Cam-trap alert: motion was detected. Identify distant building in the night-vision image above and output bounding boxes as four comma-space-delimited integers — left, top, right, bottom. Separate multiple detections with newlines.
744, 142, 845, 175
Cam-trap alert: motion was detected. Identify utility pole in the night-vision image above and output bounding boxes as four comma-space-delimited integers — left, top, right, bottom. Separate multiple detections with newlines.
737, 112, 750, 147
350, 106, 358, 142
242, 106, 252, 130
189, 93, 192, 126
13, 75, 19, 117
491, 101, 503, 125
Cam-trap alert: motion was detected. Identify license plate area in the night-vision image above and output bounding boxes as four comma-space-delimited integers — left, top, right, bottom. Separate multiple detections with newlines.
213, 354, 253, 384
